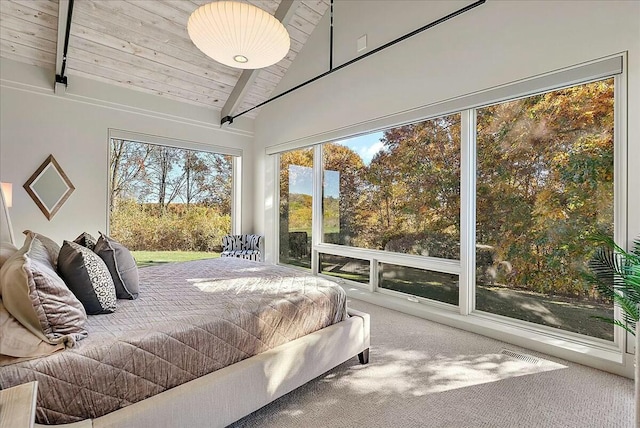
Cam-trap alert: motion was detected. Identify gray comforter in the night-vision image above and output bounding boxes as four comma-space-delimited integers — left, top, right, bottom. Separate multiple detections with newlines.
0, 258, 348, 424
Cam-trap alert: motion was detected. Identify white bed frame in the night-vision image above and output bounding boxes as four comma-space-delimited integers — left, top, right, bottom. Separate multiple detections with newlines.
32, 309, 369, 428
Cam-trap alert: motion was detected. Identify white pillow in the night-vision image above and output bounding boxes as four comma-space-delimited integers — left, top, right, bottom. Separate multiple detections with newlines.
0, 241, 18, 269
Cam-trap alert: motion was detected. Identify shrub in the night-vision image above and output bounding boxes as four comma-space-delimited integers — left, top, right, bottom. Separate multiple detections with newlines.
110, 200, 230, 252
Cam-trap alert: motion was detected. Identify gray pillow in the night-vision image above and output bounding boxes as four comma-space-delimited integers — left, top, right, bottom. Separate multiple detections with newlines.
73, 232, 97, 251
94, 233, 139, 299
58, 241, 117, 315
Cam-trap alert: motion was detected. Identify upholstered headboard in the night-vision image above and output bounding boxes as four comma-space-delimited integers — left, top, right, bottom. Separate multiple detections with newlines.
0, 185, 15, 245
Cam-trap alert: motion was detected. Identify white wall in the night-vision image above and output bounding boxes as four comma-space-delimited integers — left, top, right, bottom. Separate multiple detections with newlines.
0, 59, 255, 245
254, 0, 640, 252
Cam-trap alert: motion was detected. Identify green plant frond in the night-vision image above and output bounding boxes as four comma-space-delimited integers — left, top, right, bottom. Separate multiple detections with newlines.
619, 286, 640, 303
632, 238, 640, 258
588, 233, 640, 336
614, 276, 640, 292
613, 320, 636, 336
589, 279, 615, 299
588, 233, 625, 254
590, 316, 636, 336
614, 276, 640, 300
626, 266, 640, 285
591, 315, 615, 324
611, 298, 639, 329
590, 247, 625, 276
618, 302, 640, 321
590, 233, 640, 265
622, 314, 639, 329
587, 232, 614, 246
612, 291, 640, 314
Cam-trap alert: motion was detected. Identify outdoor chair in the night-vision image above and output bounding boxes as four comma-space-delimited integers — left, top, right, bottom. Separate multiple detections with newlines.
221, 234, 264, 261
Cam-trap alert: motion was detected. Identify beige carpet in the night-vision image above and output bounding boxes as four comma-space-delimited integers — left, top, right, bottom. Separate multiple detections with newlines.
231, 299, 634, 428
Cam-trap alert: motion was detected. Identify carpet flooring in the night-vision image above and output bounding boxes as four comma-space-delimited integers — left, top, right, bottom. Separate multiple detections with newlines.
231, 298, 634, 428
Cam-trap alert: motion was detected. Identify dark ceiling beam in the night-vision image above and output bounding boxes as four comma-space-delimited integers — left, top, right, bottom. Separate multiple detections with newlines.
220, 0, 297, 123
54, 0, 74, 94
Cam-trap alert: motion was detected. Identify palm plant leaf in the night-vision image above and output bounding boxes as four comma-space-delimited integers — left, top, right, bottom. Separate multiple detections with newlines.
588, 233, 640, 336
592, 316, 636, 335
632, 238, 640, 258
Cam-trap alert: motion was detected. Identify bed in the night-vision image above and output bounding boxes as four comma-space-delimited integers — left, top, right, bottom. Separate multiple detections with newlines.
0, 191, 370, 427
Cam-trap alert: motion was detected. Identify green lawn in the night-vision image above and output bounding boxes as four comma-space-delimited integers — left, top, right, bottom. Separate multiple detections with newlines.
132, 251, 220, 268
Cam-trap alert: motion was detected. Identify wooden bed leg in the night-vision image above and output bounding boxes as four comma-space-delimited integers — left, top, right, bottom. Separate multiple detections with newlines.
358, 348, 369, 364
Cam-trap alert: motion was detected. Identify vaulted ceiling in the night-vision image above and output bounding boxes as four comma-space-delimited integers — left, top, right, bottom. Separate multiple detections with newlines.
0, 0, 330, 119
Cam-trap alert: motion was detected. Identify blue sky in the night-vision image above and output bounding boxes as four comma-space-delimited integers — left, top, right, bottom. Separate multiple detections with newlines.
289, 165, 313, 195
288, 131, 385, 198
289, 166, 340, 198
337, 131, 385, 165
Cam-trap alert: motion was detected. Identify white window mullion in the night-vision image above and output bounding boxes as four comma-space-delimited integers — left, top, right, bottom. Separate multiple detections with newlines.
311, 145, 323, 275
315, 243, 461, 274
272, 153, 281, 264
231, 156, 242, 235
459, 109, 476, 316
614, 70, 629, 354
370, 258, 378, 293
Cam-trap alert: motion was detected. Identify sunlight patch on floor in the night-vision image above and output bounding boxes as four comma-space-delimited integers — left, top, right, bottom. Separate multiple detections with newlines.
333, 348, 566, 397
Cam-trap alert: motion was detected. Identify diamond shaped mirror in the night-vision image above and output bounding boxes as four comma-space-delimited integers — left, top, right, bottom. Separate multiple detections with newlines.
24, 155, 75, 220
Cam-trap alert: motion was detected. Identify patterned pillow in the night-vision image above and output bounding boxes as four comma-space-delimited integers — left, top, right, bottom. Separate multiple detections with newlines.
58, 241, 117, 315
0, 234, 87, 345
73, 232, 97, 251
94, 233, 139, 299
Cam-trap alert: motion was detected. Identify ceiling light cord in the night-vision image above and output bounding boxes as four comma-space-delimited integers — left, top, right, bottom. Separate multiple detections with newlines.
221, 0, 486, 126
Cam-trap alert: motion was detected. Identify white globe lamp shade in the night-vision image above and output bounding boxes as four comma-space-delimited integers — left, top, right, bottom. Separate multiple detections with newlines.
188, 1, 290, 70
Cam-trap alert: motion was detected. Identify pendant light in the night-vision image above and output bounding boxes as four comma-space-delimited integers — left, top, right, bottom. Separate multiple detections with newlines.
187, 1, 290, 70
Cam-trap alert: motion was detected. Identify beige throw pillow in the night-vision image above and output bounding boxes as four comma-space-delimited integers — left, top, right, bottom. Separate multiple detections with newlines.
0, 234, 87, 346
0, 241, 18, 268
23, 230, 61, 270
0, 302, 65, 363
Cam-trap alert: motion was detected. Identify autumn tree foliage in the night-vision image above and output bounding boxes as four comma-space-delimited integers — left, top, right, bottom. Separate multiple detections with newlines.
109, 140, 233, 251
280, 79, 614, 299
365, 115, 461, 257
476, 79, 614, 297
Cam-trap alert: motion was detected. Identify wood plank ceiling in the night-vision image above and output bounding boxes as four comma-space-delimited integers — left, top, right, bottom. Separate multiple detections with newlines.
0, 0, 330, 119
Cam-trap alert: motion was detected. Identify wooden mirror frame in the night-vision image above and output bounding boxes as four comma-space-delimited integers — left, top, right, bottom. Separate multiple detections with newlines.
23, 155, 75, 221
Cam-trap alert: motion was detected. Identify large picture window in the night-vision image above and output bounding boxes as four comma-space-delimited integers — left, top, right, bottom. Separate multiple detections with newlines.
273, 58, 622, 348
109, 138, 235, 267
475, 78, 615, 340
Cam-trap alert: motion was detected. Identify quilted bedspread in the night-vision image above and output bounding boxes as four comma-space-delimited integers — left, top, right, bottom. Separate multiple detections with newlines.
0, 258, 348, 424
